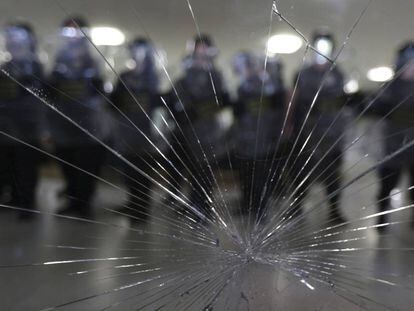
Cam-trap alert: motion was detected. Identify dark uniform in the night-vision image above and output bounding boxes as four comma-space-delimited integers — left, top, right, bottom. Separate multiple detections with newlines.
375, 42, 414, 230
111, 38, 161, 220
167, 34, 230, 220
291, 32, 346, 222
232, 52, 287, 221
0, 23, 45, 217
47, 17, 107, 217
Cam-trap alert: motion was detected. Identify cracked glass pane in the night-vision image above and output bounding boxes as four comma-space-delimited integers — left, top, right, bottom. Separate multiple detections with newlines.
1, 0, 414, 310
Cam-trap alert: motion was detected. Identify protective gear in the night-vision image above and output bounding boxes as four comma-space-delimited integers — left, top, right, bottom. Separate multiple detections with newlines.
0, 22, 45, 215
46, 17, 107, 217
165, 34, 230, 219
312, 31, 335, 65
48, 16, 106, 146
128, 38, 157, 74
232, 51, 260, 80
375, 42, 414, 130
374, 44, 414, 228
184, 34, 218, 70
4, 23, 36, 62
111, 38, 161, 219
60, 16, 89, 39
112, 37, 160, 153
396, 41, 414, 80
47, 60, 106, 145
187, 34, 218, 58
232, 51, 287, 217
265, 57, 284, 95
176, 64, 229, 160
291, 35, 346, 222
232, 52, 286, 158
57, 16, 91, 73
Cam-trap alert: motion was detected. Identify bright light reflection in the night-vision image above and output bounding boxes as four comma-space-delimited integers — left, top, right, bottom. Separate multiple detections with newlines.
367, 66, 394, 82
344, 79, 359, 94
267, 34, 303, 55
91, 27, 125, 46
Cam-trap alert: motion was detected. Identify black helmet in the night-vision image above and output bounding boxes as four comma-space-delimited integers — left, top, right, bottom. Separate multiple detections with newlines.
194, 34, 214, 48
186, 33, 218, 58
396, 41, 414, 70
61, 16, 89, 29
128, 37, 151, 51
5, 21, 34, 37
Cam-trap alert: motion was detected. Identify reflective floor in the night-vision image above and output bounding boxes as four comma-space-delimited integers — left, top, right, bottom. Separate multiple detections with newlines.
1, 117, 414, 310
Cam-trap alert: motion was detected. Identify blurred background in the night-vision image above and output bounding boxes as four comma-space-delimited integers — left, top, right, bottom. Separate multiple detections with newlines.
0, 0, 411, 91
1, 0, 414, 310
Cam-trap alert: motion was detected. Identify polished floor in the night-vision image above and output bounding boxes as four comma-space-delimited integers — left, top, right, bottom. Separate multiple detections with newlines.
1, 117, 414, 310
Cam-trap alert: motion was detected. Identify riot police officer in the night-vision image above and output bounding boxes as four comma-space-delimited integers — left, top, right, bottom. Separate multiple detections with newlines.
290, 30, 346, 223
375, 41, 414, 231
46, 16, 107, 217
0, 22, 46, 218
111, 37, 161, 221
167, 34, 231, 222
232, 51, 287, 221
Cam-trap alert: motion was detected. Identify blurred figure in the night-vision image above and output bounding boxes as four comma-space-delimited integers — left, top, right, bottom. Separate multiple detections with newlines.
232, 51, 287, 221
0, 22, 45, 219
111, 37, 161, 221
167, 34, 231, 221
291, 30, 346, 222
46, 16, 107, 217
375, 41, 414, 231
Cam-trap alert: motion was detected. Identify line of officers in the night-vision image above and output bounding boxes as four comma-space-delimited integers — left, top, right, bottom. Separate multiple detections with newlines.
1, 16, 414, 230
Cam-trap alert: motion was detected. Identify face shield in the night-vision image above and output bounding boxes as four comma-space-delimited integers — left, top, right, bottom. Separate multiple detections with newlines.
232, 52, 259, 81
314, 37, 334, 65
4, 26, 34, 61
185, 39, 218, 69
129, 44, 155, 72
194, 43, 217, 59
59, 26, 90, 63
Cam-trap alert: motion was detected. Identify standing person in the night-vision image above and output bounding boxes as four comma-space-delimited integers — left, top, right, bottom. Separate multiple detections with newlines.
232, 51, 287, 222
46, 16, 107, 217
375, 41, 414, 231
0, 22, 46, 219
167, 34, 231, 221
291, 30, 346, 222
111, 38, 161, 221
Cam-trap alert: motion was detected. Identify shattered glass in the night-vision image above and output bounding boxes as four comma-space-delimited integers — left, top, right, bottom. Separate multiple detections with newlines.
1, 0, 414, 310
